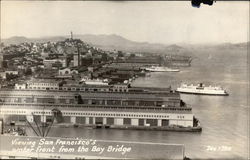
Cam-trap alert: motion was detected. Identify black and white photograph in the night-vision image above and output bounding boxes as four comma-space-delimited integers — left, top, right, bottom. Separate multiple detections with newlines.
0, 1, 249, 159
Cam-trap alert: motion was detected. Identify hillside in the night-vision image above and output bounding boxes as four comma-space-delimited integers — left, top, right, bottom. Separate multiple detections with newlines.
2, 34, 248, 57
2, 34, 173, 54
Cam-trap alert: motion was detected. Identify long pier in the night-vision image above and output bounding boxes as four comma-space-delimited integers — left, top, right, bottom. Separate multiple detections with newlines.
0, 102, 195, 129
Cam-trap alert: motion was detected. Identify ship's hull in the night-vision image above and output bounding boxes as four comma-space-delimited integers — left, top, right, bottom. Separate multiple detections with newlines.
176, 88, 229, 96
145, 68, 180, 72
109, 125, 202, 132
85, 82, 109, 86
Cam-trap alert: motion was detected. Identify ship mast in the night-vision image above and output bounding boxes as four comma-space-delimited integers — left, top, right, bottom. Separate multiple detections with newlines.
26, 107, 56, 137
71, 31, 73, 40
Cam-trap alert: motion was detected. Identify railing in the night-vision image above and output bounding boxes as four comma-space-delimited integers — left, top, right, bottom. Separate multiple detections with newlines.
0, 88, 179, 96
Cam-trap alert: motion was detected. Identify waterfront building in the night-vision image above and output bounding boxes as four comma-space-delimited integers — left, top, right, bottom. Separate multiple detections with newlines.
43, 59, 66, 69
14, 83, 27, 90
0, 70, 19, 79
116, 56, 160, 64
0, 84, 201, 131
5, 70, 18, 75
73, 52, 79, 67
58, 68, 78, 76
0, 72, 6, 79
165, 55, 192, 67
25, 79, 59, 90
0, 53, 3, 69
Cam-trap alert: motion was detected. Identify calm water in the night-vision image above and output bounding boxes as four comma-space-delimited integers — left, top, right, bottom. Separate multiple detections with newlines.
30, 53, 248, 159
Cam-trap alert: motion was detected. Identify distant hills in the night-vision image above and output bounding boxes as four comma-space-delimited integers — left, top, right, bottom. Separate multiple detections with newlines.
1, 36, 66, 45
1, 34, 248, 55
1, 34, 188, 54
75, 34, 173, 53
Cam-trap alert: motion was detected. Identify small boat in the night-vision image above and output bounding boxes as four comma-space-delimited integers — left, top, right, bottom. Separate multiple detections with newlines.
4, 127, 27, 136
176, 83, 229, 96
123, 80, 129, 84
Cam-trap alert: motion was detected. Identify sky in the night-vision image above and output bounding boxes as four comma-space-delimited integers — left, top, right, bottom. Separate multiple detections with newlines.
1, 1, 249, 44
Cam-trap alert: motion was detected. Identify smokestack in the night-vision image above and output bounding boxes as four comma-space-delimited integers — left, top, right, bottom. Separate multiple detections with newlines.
71, 31, 73, 39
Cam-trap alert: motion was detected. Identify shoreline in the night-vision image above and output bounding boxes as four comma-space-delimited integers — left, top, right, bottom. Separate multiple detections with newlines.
4, 122, 202, 133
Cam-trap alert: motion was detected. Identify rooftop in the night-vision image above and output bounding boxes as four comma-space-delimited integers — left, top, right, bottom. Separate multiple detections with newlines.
0, 103, 192, 114
0, 90, 179, 100
27, 79, 60, 84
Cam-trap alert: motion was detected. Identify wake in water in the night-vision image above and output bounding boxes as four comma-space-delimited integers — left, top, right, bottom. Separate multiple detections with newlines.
240, 104, 250, 108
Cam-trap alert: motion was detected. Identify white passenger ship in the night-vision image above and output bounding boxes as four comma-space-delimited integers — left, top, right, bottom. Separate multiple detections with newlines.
145, 66, 180, 72
176, 83, 229, 96
81, 78, 109, 86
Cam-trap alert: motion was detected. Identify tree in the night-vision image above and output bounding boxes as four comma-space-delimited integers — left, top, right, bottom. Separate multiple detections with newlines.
6, 73, 18, 81
129, 53, 136, 59
117, 51, 124, 57
24, 68, 32, 76
101, 53, 108, 62
81, 57, 93, 66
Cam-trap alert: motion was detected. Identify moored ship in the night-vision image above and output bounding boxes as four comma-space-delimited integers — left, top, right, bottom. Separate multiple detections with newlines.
81, 78, 110, 86
176, 83, 229, 96
145, 66, 180, 72
165, 55, 192, 67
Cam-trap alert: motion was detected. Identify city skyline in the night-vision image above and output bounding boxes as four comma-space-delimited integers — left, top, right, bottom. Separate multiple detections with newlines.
1, 1, 249, 44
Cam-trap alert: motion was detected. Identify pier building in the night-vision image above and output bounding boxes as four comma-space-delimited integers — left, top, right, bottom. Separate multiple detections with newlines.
0, 84, 201, 131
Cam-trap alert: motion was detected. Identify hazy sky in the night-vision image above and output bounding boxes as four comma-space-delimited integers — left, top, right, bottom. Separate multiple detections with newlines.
1, 1, 249, 44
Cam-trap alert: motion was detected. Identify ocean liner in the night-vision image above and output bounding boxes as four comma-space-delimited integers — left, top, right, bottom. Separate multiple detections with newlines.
145, 66, 180, 72
81, 78, 109, 86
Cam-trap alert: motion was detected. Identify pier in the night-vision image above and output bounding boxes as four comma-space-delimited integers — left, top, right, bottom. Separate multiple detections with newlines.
0, 102, 195, 129
0, 86, 200, 131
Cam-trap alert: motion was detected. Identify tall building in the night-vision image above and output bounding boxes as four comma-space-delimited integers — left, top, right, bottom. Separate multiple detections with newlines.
73, 50, 79, 67
0, 52, 3, 69
0, 43, 3, 68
